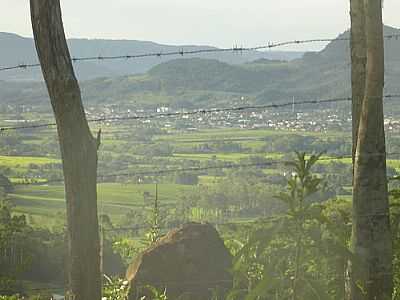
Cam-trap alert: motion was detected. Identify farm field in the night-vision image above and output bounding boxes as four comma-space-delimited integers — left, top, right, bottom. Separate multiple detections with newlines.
0, 155, 59, 168
173, 152, 283, 162
157, 128, 350, 141
9, 183, 196, 224
3, 125, 398, 227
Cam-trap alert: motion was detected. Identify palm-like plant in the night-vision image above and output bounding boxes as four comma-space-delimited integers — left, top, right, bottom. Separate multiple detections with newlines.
230, 152, 353, 300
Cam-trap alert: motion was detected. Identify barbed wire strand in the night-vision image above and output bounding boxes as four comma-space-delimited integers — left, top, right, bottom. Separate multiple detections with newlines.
4, 152, 400, 188
1, 31, 400, 299
1, 94, 400, 133
1, 34, 399, 73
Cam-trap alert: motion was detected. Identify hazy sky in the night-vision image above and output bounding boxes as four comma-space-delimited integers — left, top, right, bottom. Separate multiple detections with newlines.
2, 0, 400, 51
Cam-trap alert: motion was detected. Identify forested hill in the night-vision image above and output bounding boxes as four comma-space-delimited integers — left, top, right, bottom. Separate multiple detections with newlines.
58, 25, 400, 108
0, 32, 302, 82
1, 26, 399, 108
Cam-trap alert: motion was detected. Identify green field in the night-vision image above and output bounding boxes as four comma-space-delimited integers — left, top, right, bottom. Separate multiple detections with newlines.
2, 125, 397, 227
173, 152, 283, 162
10, 183, 196, 223
157, 128, 350, 141
0, 155, 59, 168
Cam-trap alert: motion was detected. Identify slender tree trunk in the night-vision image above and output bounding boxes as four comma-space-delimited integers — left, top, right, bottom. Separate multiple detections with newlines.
352, 1, 393, 299
349, 1, 367, 298
292, 195, 304, 300
350, 0, 367, 164
30, 1, 102, 299
292, 228, 302, 300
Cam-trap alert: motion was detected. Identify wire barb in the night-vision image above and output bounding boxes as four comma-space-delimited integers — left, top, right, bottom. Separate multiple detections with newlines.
3, 152, 400, 188
1, 34, 399, 73
1, 94, 399, 133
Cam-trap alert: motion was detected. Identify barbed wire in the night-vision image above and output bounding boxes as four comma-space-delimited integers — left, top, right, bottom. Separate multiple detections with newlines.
4, 152, 400, 188
7, 161, 282, 187
1, 214, 395, 294
0, 277, 234, 294
0, 218, 282, 295
109, 135, 352, 143
0, 219, 264, 295
1, 34, 399, 73
1, 94, 400, 133
103, 135, 351, 145
1, 27, 399, 300
96, 152, 400, 182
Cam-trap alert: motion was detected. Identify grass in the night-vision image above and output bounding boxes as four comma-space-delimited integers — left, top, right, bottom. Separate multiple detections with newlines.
158, 128, 350, 142
173, 152, 283, 162
318, 156, 352, 164
0, 155, 60, 168
10, 183, 197, 224
3, 124, 398, 228
173, 153, 251, 162
198, 175, 223, 185
318, 156, 400, 172
388, 159, 400, 172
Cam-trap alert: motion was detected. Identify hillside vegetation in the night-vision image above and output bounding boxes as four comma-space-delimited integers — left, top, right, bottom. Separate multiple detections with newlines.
0, 32, 302, 81
1, 26, 399, 109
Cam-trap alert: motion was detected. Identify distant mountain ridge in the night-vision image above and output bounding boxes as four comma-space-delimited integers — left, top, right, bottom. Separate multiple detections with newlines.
0, 32, 303, 82
1, 26, 399, 109
76, 25, 400, 107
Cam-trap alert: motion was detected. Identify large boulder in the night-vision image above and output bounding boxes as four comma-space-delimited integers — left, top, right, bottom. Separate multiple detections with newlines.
126, 222, 233, 300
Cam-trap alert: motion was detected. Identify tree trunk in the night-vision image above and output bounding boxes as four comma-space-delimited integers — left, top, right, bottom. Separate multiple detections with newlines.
350, 0, 367, 164
349, 1, 367, 298
352, 0, 393, 299
30, 1, 101, 299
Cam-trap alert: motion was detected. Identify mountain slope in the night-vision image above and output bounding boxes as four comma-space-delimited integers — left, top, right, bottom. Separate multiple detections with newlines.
0, 32, 303, 82
79, 26, 400, 107
1, 26, 399, 109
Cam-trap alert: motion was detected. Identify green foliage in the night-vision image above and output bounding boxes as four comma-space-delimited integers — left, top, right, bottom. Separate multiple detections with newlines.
141, 285, 168, 300
112, 237, 143, 266
0, 200, 34, 278
109, 190, 166, 264
0, 296, 23, 300
389, 180, 400, 298
0, 277, 19, 297
102, 276, 130, 300
11, 183, 195, 224
174, 173, 199, 185
191, 170, 284, 223
0, 175, 13, 194
230, 152, 352, 300
145, 191, 162, 245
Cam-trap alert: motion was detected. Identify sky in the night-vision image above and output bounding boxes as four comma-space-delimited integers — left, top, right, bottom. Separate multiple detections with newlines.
1, 0, 400, 51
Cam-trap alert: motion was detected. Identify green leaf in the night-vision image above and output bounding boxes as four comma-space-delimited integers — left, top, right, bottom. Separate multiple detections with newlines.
300, 276, 333, 300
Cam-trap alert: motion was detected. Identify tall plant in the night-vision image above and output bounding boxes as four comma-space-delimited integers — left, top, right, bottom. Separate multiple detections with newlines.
231, 153, 353, 300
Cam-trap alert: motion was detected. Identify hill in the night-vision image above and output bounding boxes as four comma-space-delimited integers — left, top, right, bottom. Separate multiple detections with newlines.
0, 32, 303, 82
0, 26, 399, 109
77, 26, 400, 108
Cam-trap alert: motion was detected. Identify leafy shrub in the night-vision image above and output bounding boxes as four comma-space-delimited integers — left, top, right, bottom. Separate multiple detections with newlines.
102, 276, 130, 300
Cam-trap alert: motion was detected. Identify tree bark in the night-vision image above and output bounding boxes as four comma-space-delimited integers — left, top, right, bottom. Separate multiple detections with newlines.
349, 1, 367, 298
352, 0, 393, 299
30, 1, 101, 299
350, 0, 367, 164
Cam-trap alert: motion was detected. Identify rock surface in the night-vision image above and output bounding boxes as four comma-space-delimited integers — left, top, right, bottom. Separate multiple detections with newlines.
126, 222, 233, 300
